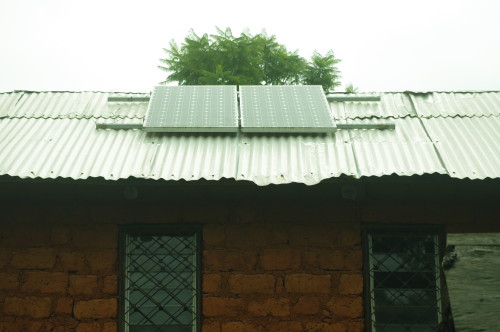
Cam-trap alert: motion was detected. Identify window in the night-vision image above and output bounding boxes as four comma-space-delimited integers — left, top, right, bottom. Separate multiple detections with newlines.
119, 225, 201, 332
362, 225, 445, 332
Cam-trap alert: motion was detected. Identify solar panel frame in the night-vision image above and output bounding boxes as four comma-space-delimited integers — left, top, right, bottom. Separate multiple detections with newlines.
239, 85, 336, 133
143, 86, 239, 132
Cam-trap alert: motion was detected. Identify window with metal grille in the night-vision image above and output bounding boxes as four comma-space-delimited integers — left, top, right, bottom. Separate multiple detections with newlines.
119, 225, 201, 332
362, 225, 445, 332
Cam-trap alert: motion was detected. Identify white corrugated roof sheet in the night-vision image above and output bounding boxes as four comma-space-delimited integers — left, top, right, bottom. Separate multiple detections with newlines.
0, 91, 148, 119
0, 90, 499, 185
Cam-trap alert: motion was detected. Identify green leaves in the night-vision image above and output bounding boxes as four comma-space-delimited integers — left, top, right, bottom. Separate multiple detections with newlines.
345, 83, 359, 94
302, 50, 341, 93
159, 28, 341, 92
199, 64, 236, 85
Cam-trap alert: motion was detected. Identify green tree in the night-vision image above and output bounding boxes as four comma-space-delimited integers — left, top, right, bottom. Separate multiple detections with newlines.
302, 51, 341, 93
345, 83, 359, 94
159, 28, 341, 92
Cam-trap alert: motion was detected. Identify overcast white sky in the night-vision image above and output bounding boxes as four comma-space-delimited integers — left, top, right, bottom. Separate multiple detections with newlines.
1, 0, 499, 93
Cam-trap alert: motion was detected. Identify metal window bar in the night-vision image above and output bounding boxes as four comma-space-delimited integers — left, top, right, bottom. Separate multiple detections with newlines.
119, 226, 201, 332
363, 226, 445, 332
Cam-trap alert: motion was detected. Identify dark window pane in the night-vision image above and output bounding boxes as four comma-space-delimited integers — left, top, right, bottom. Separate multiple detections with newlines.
124, 233, 197, 330
374, 272, 437, 288
130, 325, 194, 332
367, 230, 441, 332
374, 323, 438, 332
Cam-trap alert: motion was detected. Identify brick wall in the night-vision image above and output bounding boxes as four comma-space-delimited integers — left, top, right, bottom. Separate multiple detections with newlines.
0, 206, 118, 332
201, 207, 363, 332
0, 201, 498, 332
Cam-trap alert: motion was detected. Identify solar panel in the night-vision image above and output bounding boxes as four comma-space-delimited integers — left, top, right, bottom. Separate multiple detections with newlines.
240, 85, 336, 133
143, 86, 238, 132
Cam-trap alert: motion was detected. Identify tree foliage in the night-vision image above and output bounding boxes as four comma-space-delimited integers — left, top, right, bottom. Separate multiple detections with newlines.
302, 51, 341, 92
159, 28, 341, 92
344, 83, 359, 94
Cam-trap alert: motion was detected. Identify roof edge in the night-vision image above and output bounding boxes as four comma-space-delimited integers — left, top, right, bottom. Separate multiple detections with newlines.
0, 90, 152, 94
2, 89, 500, 95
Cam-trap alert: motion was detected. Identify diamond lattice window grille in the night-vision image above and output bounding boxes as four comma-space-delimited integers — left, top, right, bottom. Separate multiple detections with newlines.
363, 226, 445, 332
119, 226, 201, 332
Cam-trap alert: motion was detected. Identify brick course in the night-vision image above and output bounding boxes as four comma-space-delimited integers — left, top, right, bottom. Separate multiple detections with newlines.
21, 271, 68, 294
0, 273, 18, 290
285, 274, 331, 293
58, 251, 88, 273
259, 249, 301, 270
69, 275, 99, 295
327, 297, 364, 318
247, 298, 290, 316
55, 297, 73, 314
228, 274, 275, 294
102, 275, 117, 295
75, 322, 100, 332
4, 297, 52, 318
73, 299, 117, 319
293, 296, 321, 315
203, 297, 245, 317
203, 274, 222, 294
338, 274, 363, 295
11, 249, 56, 269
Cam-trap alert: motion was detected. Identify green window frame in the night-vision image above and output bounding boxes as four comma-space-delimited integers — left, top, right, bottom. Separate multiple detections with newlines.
362, 225, 446, 332
119, 225, 202, 332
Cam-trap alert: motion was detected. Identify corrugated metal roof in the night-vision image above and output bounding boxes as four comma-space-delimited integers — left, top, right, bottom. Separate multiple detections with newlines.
0, 90, 499, 185
329, 93, 417, 119
0, 91, 22, 118
422, 116, 500, 179
340, 118, 447, 177
1, 91, 148, 119
236, 133, 357, 185
411, 92, 500, 118
329, 92, 500, 119
0, 118, 237, 181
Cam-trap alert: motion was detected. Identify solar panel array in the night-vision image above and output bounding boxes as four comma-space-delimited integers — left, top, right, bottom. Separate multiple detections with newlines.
240, 85, 336, 133
142, 85, 335, 133
143, 86, 238, 132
